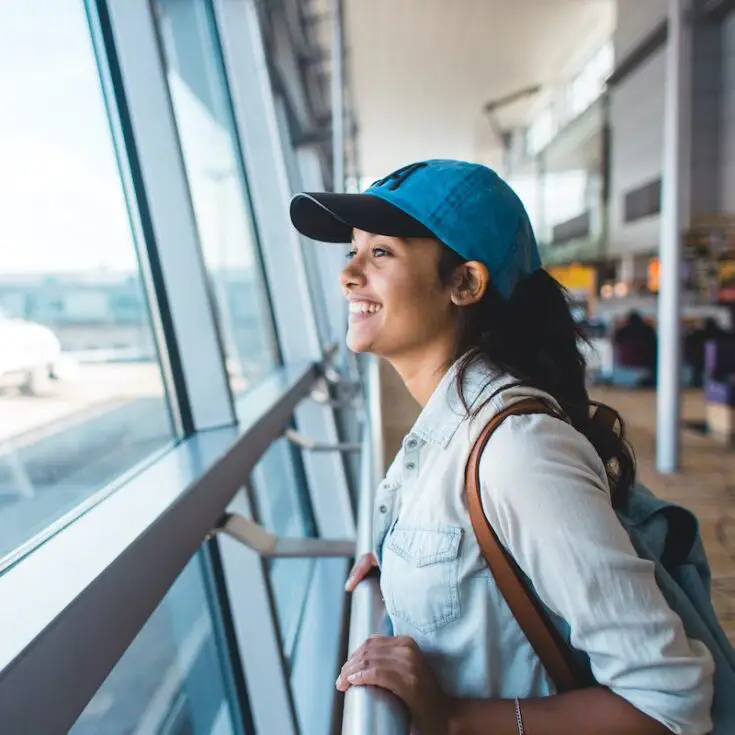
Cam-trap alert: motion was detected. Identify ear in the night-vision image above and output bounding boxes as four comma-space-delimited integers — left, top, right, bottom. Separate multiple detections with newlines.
450, 261, 489, 306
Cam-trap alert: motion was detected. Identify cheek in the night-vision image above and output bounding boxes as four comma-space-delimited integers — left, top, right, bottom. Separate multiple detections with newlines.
387, 276, 450, 329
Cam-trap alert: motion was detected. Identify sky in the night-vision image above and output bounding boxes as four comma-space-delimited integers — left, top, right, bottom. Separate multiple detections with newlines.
0, 0, 256, 276
0, 1, 139, 274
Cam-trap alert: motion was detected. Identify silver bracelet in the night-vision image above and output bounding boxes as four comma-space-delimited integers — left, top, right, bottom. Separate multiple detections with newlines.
514, 698, 525, 735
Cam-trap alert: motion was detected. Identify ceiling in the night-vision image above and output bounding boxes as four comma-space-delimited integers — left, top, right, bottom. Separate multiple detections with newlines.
335, 0, 615, 179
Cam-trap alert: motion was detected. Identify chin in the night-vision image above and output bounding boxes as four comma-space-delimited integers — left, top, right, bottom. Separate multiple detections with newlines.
347, 326, 384, 354
346, 335, 371, 354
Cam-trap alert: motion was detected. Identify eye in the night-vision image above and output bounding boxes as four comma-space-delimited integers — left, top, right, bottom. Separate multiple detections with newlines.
346, 249, 357, 260
372, 247, 389, 258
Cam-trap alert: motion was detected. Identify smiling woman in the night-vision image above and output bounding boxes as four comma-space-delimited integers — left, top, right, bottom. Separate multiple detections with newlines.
290, 159, 721, 735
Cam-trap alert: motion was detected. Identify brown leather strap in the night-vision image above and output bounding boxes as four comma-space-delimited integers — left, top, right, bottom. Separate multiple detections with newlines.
465, 397, 583, 693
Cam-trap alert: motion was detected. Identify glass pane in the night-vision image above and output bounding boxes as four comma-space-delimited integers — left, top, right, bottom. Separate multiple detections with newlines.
0, 1, 173, 562
272, 97, 331, 349
251, 437, 316, 661
153, 0, 277, 395
72, 554, 242, 735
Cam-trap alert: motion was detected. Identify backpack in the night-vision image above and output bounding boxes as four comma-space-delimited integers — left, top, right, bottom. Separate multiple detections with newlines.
466, 397, 735, 733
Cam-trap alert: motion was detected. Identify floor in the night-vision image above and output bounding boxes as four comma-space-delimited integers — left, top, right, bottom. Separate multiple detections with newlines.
379, 361, 735, 644
592, 387, 735, 645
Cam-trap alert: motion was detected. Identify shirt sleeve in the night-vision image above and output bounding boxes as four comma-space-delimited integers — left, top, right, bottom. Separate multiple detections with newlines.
478, 412, 715, 735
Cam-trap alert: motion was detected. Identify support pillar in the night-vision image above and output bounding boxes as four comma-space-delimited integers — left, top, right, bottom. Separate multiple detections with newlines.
656, 0, 691, 473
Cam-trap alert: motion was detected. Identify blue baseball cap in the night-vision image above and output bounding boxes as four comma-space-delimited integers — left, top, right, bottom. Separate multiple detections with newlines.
289, 159, 541, 299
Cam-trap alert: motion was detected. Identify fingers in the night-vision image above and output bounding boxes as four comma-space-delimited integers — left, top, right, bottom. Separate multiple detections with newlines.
336, 652, 400, 693
336, 636, 417, 692
335, 636, 386, 690
337, 663, 397, 692
345, 552, 378, 592
335, 636, 447, 729
348, 665, 410, 698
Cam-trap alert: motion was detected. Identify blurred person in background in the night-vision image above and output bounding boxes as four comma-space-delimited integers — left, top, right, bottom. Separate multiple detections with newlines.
613, 310, 657, 376
685, 317, 729, 387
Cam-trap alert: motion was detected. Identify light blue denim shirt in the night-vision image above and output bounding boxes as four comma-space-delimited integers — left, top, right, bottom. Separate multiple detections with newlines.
373, 360, 714, 735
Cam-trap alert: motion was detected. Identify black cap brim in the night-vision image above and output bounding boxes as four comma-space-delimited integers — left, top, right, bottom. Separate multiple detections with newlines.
290, 192, 436, 243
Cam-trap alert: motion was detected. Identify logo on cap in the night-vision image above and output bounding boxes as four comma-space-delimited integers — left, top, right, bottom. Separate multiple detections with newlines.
371, 162, 429, 191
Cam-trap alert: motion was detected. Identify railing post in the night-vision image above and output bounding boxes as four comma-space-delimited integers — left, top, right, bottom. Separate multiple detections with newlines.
342, 357, 410, 734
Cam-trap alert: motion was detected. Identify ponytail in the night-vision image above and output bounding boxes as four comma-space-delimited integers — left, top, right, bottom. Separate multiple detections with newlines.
438, 249, 635, 505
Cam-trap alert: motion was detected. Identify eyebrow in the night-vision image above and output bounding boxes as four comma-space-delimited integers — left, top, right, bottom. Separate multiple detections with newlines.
351, 232, 409, 245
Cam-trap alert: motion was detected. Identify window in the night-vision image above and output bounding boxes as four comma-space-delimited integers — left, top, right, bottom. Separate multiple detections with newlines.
567, 41, 613, 120
552, 212, 592, 245
525, 40, 613, 156
71, 553, 244, 735
536, 170, 591, 245
526, 106, 556, 156
153, 0, 278, 395
624, 178, 662, 222
0, 1, 173, 564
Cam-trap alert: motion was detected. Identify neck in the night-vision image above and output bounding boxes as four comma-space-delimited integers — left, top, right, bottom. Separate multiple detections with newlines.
387, 341, 455, 407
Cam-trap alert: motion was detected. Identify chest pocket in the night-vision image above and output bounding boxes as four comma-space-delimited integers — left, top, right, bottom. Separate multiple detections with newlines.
382, 525, 462, 634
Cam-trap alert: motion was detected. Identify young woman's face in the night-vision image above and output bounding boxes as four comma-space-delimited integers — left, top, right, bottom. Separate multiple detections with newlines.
340, 229, 456, 358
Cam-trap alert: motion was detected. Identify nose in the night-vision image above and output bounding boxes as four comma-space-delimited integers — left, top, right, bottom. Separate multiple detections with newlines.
340, 254, 366, 291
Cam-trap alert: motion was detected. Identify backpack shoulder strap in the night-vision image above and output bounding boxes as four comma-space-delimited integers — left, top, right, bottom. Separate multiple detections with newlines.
465, 397, 584, 693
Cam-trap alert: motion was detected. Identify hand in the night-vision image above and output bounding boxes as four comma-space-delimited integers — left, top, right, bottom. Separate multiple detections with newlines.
335, 635, 456, 735
345, 552, 378, 592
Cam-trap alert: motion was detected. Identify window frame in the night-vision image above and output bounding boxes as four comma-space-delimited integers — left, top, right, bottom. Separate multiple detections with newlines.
0, 2, 357, 733
98, 0, 236, 434
150, 0, 284, 384
0, 362, 317, 733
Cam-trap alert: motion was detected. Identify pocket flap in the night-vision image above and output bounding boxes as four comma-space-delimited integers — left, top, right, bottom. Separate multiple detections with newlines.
386, 526, 461, 567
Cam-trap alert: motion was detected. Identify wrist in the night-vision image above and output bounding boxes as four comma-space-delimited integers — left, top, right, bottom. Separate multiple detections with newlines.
443, 697, 467, 735
414, 695, 465, 735
438, 697, 518, 735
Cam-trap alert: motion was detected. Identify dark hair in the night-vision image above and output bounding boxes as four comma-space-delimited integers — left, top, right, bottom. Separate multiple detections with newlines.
438, 246, 635, 506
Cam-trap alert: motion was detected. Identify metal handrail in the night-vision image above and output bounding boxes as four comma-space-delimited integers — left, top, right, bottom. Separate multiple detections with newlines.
341, 356, 410, 735
0, 362, 321, 733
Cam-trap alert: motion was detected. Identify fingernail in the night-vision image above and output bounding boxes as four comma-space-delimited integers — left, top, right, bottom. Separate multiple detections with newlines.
344, 578, 353, 591
347, 674, 358, 683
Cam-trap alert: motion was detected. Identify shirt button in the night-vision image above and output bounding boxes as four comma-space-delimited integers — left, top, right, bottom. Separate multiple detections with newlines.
379, 504, 388, 514
405, 462, 416, 471
405, 437, 418, 450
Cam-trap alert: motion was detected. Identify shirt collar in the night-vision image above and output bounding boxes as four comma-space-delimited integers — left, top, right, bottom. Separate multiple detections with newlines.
409, 357, 503, 449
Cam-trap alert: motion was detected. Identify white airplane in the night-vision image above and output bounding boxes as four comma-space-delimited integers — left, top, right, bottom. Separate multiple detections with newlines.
0, 316, 64, 394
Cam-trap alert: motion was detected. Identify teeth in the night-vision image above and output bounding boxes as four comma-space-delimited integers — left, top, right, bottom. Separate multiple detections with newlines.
349, 302, 382, 315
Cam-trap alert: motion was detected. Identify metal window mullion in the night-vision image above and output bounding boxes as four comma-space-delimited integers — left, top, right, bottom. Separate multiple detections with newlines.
295, 145, 347, 349
274, 98, 332, 349
213, 0, 355, 540
216, 487, 299, 735
330, 0, 345, 195
104, 0, 235, 432
199, 542, 254, 735
85, 0, 186, 437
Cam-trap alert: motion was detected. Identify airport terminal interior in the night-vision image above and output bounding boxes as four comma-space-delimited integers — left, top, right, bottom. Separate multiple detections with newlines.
2, 0, 735, 733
